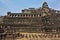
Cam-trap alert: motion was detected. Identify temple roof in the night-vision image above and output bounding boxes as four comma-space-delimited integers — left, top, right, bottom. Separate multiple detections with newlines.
7, 2, 60, 15
42, 2, 49, 8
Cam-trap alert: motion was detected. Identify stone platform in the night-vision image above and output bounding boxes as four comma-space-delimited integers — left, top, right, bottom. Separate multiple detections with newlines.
3, 32, 60, 40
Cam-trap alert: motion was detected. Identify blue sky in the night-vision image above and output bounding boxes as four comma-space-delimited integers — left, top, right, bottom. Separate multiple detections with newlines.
0, 0, 60, 16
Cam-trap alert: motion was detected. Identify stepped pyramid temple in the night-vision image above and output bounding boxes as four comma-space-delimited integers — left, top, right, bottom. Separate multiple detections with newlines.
0, 2, 60, 40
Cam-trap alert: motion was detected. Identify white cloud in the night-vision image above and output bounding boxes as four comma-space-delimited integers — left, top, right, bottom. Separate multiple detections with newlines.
45, 0, 56, 3
0, 0, 11, 8
56, 4, 60, 10
0, 0, 20, 14
0, 8, 6, 16
0, 0, 9, 4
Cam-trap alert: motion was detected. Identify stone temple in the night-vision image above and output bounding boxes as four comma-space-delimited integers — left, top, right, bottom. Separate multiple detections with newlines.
0, 2, 60, 40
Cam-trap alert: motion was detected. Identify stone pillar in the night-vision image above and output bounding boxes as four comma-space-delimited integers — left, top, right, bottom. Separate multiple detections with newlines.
38, 14, 39, 17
